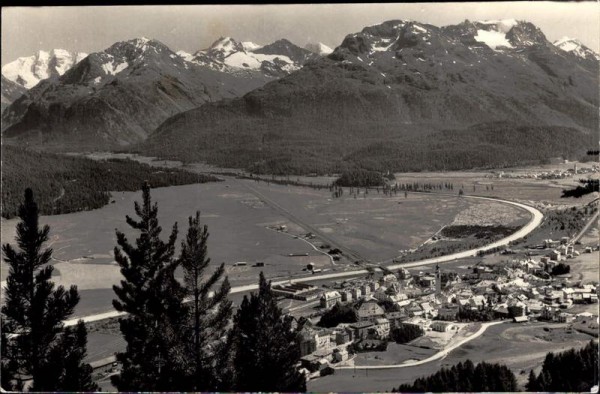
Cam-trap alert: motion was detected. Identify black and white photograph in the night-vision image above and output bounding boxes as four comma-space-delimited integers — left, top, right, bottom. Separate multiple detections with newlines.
1, 2, 599, 392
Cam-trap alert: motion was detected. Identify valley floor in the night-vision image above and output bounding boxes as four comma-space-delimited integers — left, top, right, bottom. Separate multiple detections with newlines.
2, 175, 515, 318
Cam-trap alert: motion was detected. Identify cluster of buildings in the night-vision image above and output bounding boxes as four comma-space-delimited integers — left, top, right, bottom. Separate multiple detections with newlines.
289, 245, 599, 379
489, 164, 599, 180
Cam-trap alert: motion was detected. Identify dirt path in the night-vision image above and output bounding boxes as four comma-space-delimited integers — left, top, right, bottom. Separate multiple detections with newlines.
573, 211, 599, 243
52, 187, 65, 203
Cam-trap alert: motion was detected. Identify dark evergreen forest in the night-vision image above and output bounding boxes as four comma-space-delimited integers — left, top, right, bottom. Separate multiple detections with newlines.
1, 146, 217, 219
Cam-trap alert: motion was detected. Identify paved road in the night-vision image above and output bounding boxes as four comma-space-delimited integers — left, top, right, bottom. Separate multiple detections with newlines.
335, 321, 507, 370
62, 193, 543, 327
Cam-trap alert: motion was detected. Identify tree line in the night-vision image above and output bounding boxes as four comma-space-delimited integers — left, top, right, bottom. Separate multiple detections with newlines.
333, 169, 386, 187
562, 179, 600, 198
2, 146, 216, 219
393, 360, 518, 392
394, 342, 598, 392
1, 185, 305, 392
526, 340, 598, 392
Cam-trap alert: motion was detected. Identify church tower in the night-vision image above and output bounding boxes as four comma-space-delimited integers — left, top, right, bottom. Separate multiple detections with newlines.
435, 263, 442, 297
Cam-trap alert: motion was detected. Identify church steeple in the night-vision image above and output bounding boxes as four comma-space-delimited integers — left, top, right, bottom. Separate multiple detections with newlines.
435, 264, 441, 297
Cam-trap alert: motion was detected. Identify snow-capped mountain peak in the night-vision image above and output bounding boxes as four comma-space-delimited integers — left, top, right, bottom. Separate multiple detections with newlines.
188, 36, 317, 77
208, 37, 245, 55
304, 42, 333, 55
554, 37, 600, 61
242, 41, 263, 52
2, 49, 88, 89
59, 37, 192, 87
477, 19, 518, 33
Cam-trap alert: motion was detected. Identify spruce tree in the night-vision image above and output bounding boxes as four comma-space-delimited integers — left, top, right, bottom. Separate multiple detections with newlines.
178, 211, 233, 391
232, 272, 306, 392
111, 182, 186, 391
1, 188, 95, 391
526, 370, 538, 391
36, 321, 98, 391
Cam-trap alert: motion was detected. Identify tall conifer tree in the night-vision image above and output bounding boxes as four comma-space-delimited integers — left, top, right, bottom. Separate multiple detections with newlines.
178, 211, 233, 390
1, 188, 95, 392
232, 272, 306, 392
111, 182, 186, 391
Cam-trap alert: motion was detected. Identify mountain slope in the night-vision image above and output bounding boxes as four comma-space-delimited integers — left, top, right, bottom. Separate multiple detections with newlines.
141, 19, 598, 174
1, 76, 27, 113
2, 49, 87, 89
1, 38, 273, 149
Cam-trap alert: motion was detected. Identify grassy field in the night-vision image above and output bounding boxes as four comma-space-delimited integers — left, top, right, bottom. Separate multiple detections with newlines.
244, 180, 476, 261
353, 343, 436, 366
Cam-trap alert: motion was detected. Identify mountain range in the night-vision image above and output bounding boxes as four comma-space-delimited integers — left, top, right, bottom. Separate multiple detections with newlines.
138, 19, 598, 173
0, 36, 324, 149
178, 37, 320, 77
2, 19, 598, 174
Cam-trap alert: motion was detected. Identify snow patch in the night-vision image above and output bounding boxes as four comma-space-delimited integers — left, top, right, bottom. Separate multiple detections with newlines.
242, 41, 262, 51
474, 30, 513, 51
413, 25, 428, 34
317, 43, 333, 55
176, 50, 193, 61
372, 37, 398, 52
102, 60, 129, 75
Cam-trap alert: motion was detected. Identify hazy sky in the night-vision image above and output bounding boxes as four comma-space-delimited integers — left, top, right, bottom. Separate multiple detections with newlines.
2, 2, 599, 65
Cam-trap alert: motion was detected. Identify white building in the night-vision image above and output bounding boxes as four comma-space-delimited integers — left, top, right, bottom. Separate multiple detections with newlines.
320, 291, 341, 308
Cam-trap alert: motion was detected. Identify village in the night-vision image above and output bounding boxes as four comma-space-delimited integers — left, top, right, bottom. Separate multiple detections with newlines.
488, 163, 599, 180
273, 236, 600, 380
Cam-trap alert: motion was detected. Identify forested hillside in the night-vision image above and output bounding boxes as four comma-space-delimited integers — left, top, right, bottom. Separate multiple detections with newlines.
141, 119, 592, 175
1, 146, 217, 219
393, 360, 518, 392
